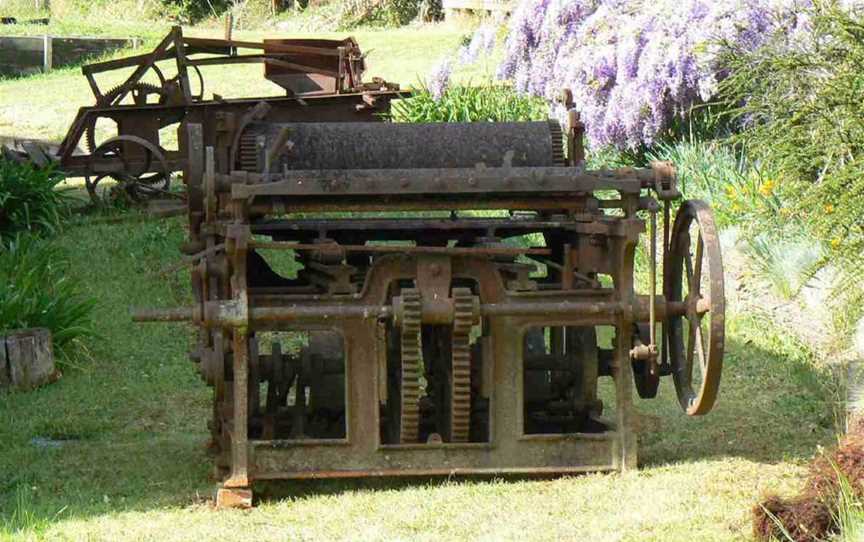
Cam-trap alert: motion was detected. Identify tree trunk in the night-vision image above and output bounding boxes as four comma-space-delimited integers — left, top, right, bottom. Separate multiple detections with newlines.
1, 328, 57, 391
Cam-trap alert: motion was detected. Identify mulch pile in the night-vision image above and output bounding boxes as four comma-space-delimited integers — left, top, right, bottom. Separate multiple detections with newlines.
753, 418, 864, 541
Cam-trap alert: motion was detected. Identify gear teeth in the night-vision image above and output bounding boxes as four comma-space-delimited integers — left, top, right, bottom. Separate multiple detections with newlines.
86, 82, 168, 154
450, 287, 476, 443
238, 132, 259, 172
548, 120, 566, 166
399, 288, 422, 444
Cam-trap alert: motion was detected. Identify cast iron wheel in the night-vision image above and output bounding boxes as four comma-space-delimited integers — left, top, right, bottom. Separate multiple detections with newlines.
86, 135, 172, 203
664, 199, 725, 415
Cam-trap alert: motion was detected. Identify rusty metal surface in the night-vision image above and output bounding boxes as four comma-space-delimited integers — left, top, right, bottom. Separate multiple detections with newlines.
45, 26, 401, 204
243, 121, 563, 171
54, 27, 733, 506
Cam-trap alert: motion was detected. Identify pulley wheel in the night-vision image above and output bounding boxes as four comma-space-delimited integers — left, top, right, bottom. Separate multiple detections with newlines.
632, 323, 659, 399
664, 200, 725, 416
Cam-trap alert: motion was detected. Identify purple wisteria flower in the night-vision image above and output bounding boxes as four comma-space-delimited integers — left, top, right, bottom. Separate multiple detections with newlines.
459, 24, 498, 65
496, 0, 815, 149
428, 22, 500, 99
427, 57, 454, 100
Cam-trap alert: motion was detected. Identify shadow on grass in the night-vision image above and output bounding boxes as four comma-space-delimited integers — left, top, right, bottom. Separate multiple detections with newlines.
0, 333, 836, 534
0, 327, 837, 535
255, 330, 837, 504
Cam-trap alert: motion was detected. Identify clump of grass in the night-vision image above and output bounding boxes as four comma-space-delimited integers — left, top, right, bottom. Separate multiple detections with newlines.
391, 84, 549, 123
742, 234, 823, 301
834, 466, 864, 542
753, 420, 864, 542
0, 159, 74, 242
0, 485, 66, 538
0, 235, 96, 359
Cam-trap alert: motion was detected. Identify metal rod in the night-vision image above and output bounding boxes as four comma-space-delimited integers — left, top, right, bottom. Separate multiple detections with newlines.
649, 209, 657, 347
132, 296, 689, 325
250, 305, 391, 322
662, 199, 671, 370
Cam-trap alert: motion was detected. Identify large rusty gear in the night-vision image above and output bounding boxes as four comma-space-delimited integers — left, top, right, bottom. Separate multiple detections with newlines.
450, 287, 476, 443
86, 82, 170, 154
399, 288, 422, 444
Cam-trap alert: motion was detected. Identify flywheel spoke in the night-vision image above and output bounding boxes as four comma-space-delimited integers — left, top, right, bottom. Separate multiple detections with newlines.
691, 232, 704, 300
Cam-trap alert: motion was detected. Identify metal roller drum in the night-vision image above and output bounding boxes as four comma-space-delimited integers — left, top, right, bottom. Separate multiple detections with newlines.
239, 121, 565, 172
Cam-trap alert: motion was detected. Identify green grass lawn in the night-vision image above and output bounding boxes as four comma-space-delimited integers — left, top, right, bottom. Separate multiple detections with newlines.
0, 22, 484, 143
0, 214, 837, 541
0, 19, 841, 542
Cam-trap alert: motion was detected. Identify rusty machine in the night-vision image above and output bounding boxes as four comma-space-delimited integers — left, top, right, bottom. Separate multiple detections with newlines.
51, 28, 726, 507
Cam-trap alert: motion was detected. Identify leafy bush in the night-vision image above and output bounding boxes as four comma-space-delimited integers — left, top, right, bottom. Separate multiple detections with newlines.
0, 159, 72, 243
0, 236, 96, 357
645, 138, 782, 230
497, 0, 808, 149
720, 2, 864, 260
339, 0, 432, 28
392, 84, 548, 123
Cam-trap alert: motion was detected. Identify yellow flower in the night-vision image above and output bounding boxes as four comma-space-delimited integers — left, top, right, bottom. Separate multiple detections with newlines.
831, 238, 841, 249
731, 203, 741, 212
725, 185, 736, 199
824, 203, 835, 214
759, 179, 775, 197
779, 207, 791, 217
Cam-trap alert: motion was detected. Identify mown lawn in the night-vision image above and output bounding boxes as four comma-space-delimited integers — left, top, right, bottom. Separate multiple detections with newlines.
0, 22, 481, 143
0, 214, 837, 541
0, 20, 840, 542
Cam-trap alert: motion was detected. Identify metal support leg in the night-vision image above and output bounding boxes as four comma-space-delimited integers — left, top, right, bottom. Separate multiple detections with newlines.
218, 328, 252, 508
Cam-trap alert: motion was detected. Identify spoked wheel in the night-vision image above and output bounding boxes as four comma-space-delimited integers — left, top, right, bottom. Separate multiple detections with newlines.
664, 200, 725, 416
86, 135, 173, 204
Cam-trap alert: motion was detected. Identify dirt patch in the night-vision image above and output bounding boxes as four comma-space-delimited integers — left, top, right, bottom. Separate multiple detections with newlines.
753, 418, 864, 541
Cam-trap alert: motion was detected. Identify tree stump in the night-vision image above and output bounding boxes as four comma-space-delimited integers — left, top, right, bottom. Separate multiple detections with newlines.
0, 328, 57, 391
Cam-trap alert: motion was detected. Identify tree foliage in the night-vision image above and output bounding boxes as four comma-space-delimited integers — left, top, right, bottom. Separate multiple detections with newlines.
719, 1, 864, 258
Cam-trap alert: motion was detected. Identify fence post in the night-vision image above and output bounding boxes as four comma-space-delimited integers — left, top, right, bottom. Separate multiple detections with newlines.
42, 35, 52, 72
225, 13, 233, 41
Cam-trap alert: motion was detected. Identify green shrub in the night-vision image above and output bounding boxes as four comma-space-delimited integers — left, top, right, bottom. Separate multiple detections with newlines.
645, 138, 783, 231
719, 1, 864, 259
391, 84, 548, 123
339, 0, 434, 28
0, 236, 96, 358
0, 159, 73, 242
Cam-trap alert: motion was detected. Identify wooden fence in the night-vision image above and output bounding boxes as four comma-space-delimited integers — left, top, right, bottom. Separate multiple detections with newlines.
0, 35, 139, 77
442, 0, 513, 16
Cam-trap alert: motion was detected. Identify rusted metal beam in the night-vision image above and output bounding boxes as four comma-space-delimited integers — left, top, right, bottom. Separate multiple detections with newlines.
228, 167, 651, 199
250, 241, 551, 256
